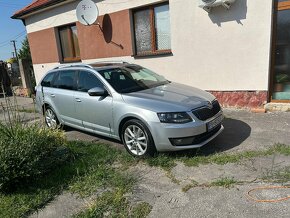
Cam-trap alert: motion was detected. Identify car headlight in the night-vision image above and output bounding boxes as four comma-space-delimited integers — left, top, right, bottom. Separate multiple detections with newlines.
157, 112, 193, 123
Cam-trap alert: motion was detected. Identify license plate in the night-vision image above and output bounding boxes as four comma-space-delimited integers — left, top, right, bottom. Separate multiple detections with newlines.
207, 114, 223, 131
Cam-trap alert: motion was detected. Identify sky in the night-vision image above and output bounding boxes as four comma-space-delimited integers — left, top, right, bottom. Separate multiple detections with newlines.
0, 0, 33, 61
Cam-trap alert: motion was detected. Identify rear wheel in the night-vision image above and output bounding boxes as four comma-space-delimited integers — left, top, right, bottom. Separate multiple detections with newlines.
44, 106, 59, 129
121, 119, 156, 157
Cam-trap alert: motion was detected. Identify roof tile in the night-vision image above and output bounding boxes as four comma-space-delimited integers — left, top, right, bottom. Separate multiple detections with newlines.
12, 0, 64, 19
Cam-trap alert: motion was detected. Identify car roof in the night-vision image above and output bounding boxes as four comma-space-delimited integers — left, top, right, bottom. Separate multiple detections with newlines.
52, 61, 131, 71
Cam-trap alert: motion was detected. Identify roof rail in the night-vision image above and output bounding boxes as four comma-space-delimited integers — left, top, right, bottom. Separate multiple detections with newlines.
91, 61, 130, 65
53, 63, 94, 70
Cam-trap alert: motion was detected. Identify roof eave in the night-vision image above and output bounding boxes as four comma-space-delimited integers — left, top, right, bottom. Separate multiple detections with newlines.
11, 0, 72, 20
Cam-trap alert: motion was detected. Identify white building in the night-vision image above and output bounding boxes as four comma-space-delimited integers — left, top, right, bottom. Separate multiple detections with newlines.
12, 0, 290, 108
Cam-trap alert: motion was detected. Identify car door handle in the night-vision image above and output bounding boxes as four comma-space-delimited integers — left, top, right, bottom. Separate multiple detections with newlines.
50, 94, 55, 98
75, 98, 82, 102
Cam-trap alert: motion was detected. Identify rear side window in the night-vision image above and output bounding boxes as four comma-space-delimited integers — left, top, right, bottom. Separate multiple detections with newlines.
41, 72, 56, 87
54, 70, 77, 90
77, 71, 104, 92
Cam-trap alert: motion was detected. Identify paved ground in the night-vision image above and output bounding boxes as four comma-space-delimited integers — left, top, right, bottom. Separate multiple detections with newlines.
1, 97, 290, 217
0, 96, 40, 123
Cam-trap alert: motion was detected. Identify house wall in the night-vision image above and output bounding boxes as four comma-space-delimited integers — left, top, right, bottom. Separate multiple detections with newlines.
25, 0, 273, 107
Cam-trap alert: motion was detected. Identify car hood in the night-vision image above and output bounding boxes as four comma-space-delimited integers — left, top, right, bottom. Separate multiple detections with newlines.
121, 82, 216, 112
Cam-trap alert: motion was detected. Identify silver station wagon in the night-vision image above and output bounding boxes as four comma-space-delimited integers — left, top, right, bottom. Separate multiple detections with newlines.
35, 62, 224, 157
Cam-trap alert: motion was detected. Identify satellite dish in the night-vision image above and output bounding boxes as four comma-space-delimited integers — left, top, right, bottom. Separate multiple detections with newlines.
76, 0, 99, 26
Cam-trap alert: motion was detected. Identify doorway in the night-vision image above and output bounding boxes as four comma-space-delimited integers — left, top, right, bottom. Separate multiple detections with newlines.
271, 0, 290, 101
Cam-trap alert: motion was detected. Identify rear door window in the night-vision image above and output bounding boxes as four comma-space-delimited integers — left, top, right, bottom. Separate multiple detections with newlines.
54, 70, 77, 90
77, 71, 104, 92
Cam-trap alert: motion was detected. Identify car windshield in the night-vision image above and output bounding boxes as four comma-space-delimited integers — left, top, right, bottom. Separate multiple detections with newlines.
97, 65, 170, 93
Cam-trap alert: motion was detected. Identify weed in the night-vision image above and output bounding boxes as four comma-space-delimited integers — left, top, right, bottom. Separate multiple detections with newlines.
165, 171, 181, 184
75, 190, 152, 218
130, 202, 152, 218
182, 181, 198, 192
17, 108, 35, 113
269, 144, 290, 156
75, 189, 129, 218
0, 122, 67, 191
262, 166, 290, 184
211, 177, 237, 188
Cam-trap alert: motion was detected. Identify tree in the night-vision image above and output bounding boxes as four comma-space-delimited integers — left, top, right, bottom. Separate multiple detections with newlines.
17, 37, 31, 61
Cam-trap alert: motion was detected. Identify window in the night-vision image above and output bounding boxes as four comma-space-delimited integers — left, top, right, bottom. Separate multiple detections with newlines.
133, 3, 171, 56
54, 70, 76, 90
41, 72, 56, 87
77, 71, 104, 92
58, 24, 80, 62
98, 65, 169, 93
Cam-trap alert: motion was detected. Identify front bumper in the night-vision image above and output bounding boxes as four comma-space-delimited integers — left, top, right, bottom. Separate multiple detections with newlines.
149, 112, 224, 152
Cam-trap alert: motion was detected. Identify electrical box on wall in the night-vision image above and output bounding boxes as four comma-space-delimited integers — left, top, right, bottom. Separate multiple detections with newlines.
199, 0, 237, 13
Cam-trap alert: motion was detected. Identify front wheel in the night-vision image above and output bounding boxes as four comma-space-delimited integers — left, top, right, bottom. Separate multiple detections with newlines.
121, 119, 156, 157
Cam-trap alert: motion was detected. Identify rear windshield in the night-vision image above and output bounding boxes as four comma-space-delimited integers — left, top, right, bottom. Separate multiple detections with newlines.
97, 65, 170, 93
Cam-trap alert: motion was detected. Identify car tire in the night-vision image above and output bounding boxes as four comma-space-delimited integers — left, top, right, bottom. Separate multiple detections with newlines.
44, 106, 60, 129
121, 119, 156, 157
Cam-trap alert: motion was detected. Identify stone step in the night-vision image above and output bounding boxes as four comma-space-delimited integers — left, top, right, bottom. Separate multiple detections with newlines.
264, 103, 290, 112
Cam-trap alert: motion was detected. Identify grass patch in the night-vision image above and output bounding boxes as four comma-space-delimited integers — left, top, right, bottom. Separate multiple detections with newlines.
145, 154, 176, 170
211, 177, 237, 188
75, 190, 152, 218
17, 108, 35, 113
130, 202, 152, 218
181, 150, 261, 167
0, 141, 137, 217
147, 144, 290, 168
268, 144, 290, 156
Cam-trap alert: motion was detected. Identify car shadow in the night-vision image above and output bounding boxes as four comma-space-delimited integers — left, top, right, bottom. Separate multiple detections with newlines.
64, 117, 251, 157
63, 126, 123, 148
164, 118, 252, 157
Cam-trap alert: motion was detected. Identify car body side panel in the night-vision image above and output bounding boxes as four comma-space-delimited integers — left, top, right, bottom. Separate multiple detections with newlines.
51, 88, 79, 126
74, 91, 114, 136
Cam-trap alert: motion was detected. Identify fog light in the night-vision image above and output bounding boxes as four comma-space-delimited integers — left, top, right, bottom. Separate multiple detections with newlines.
170, 136, 195, 146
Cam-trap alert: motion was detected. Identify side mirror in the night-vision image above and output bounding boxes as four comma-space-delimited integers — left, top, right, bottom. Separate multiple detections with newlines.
88, 87, 108, 96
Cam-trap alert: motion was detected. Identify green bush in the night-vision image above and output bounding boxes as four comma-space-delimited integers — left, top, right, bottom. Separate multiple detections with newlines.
0, 122, 68, 191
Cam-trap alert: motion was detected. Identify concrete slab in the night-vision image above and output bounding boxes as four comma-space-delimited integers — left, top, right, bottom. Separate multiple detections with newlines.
171, 155, 290, 185
149, 184, 290, 218
30, 192, 90, 218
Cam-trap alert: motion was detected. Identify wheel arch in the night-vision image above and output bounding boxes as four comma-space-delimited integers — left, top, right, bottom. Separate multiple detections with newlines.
42, 103, 62, 124
118, 115, 152, 141
42, 103, 51, 115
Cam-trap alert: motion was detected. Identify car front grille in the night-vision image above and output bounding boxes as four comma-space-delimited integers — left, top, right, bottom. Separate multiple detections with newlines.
192, 100, 221, 121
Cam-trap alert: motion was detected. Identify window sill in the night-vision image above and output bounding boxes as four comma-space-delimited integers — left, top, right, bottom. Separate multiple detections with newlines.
132, 50, 172, 58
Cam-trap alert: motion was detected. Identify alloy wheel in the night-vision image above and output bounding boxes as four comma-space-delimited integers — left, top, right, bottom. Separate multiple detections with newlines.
45, 108, 57, 129
124, 124, 148, 156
